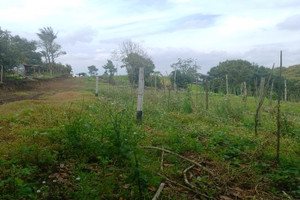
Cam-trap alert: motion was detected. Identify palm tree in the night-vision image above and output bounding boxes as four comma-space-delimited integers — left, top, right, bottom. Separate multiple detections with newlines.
37, 27, 65, 76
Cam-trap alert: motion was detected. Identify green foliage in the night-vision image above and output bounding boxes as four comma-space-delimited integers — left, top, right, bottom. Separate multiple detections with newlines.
62, 115, 102, 161
122, 53, 155, 84
268, 164, 300, 198
145, 71, 162, 87
208, 60, 270, 94
275, 64, 300, 101
0, 27, 42, 72
169, 58, 199, 88
37, 27, 66, 65
102, 60, 117, 76
214, 98, 245, 122
1, 77, 300, 199
102, 60, 117, 84
182, 88, 193, 114
87, 65, 98, 76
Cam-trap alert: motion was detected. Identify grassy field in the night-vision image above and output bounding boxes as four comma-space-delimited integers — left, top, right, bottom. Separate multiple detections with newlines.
0, 76, 299, 199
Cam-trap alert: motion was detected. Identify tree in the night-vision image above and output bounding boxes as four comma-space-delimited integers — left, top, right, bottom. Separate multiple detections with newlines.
274, 64, 300, 101
122, 53, 155, 85
37, 27, 66, 75
11, 35, 42, 65
116, 40, 153, 123
169, 58, 200, 88
116, 40, 155, 85
52, 63, 72, 75
88, 65, 98, 76
102, 60, 117, 84
208, 60, 270, 94
0, 27, 42, 80
0, 28, 15, 69
146, 71, 162, 89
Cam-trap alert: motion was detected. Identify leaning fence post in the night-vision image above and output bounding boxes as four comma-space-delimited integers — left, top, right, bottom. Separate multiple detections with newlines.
95, 76, 99, 97
270, 79, 274, 105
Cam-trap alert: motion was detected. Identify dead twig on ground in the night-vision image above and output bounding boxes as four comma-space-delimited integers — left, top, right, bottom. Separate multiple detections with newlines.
141, 146, 214, 176
160, 146, 164, 171
158, 173, 212, 199
152, 182, 166, 200
183, 165, 196, 188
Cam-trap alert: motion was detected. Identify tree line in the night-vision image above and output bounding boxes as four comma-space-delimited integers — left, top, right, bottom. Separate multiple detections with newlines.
85, 41, 299, 102
4, 30, 290, 102
0, 26, 71, 81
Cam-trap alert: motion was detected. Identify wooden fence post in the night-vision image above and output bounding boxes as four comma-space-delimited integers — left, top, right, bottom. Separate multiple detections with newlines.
270, 80, 274, 105
174, 69, 177, 92
226, 74, 229, 95
258, 78, 265, 103
0, 65, 3, 83
95, 76, 99, 96
284, 79, 287, 101
254, 78, 265, 135
155, 74, 157, 91
137, 67, 145, 124
205, 80, 209, 110
243, 81, 247, 102
254, 78, 258, 98
276, 51, 283, 163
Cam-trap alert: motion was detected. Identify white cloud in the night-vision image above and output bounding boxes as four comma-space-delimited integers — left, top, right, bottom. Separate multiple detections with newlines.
0, 0, 299, 75
277, 14, 300, 30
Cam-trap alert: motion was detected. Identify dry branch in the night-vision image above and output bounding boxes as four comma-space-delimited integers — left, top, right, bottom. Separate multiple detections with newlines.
160, 146, 164, 171
142, 146, 214, 176
183, 165, 196, 188
152, 182, 166, 200
158, 173, 211, 199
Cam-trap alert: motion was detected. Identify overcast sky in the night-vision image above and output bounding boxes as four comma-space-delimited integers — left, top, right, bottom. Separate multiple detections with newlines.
0, 0, 299, 75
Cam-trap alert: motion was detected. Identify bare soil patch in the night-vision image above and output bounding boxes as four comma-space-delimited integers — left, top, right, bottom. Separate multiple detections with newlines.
0, 77, 83, 105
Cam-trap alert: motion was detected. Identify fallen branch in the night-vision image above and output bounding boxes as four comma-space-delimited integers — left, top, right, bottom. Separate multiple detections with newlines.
158, 173, 211, 199
183, 165, 196, 188
160, 146, 164, 171
152, 182, 165, 200
142, 146, 214, 176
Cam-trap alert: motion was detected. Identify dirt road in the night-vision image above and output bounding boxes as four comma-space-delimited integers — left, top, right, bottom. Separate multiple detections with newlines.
0, 77, 82, 105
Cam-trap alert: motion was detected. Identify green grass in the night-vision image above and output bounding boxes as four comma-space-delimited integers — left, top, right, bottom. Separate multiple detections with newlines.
0, 76, 299, 199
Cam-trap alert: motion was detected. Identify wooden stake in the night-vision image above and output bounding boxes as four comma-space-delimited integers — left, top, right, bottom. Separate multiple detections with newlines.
284, 79, 287, 101
137, 67, 145, 124
254, 78, 258, 98
270, 80, 274, 105
0, 65, 3, 83
174, 69, 177, 92
254, 64, 274, 135
226, 74, 229, 95
276, 51, 282, 163
258, 78, 265, 104
95, 76, 99, 96
243, 81, 247, 102
205, 80, 209, 110
155, 74, 157, 91
255, 77, 265, 135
